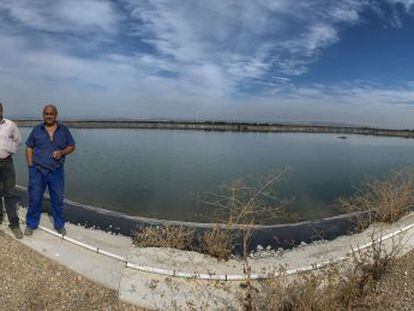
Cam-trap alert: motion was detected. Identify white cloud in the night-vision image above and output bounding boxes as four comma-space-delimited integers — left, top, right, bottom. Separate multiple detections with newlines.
123, 0, 365, 89
387, 0, 414, 9
224, 82, 414, 128
0, 0, 369, 96
0, 0, 120, 34
1, 0, 414, 128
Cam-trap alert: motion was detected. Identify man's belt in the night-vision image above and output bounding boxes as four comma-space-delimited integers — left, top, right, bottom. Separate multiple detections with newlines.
0, 155, 12, 161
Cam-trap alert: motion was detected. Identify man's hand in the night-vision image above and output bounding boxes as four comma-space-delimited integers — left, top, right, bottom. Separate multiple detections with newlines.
53, 150, 63, 160
53, 145, 75, 160
25, 147, 34, 167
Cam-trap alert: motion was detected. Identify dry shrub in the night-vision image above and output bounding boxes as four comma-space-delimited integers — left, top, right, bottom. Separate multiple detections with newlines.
335, 169, 408, 305
132, 225, 195, 250
200, 167, 294, 226
255, 260, 391, 310
353, 232, 403, 283
201, 225, 232, 261
253, 227, 404, 310
133, 168, 294, 263
339, 170, 414, 226
200, 168, 294, 257
255, 263, 368, 311
253, 168, 411, 311
133, 224, 233, 260
333, 236, 402, 310
254, 268, 336, 310
198, 168, 294, 308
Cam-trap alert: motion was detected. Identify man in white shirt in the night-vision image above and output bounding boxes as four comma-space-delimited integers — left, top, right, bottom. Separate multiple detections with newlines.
0, 102, 23, 239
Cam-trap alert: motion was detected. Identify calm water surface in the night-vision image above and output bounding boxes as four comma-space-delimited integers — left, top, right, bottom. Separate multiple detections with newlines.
13, 129, 414, 223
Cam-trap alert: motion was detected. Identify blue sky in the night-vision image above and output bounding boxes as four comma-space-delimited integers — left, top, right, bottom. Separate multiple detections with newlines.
1, 0, 414, 127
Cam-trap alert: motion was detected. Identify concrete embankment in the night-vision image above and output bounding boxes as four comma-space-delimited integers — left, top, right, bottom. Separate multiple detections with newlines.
14, 119, 414, 138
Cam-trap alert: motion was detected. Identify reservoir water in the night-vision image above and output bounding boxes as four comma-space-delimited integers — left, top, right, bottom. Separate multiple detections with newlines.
13, 128, 414, 224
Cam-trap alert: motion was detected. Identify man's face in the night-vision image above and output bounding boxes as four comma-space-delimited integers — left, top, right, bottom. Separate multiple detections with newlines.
43, 107, 57, 126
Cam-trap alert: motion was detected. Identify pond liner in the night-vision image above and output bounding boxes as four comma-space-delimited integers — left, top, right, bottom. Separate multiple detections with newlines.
14, 187, 362, 255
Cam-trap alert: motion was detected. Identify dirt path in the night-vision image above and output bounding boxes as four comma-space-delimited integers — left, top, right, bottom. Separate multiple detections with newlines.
0, 230, 144, 311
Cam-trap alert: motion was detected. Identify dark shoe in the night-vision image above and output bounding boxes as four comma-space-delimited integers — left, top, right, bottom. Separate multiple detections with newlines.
11, 227, 23, 239
24, 227, 34, 236
56, 227, 66, 236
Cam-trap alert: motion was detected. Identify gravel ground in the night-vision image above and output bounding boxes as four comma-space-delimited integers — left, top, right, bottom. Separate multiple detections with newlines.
367, 250, 414, 310
0, 229, 144, 311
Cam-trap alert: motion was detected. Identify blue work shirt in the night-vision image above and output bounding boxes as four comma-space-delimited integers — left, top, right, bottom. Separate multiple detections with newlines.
26, 122, 75, 173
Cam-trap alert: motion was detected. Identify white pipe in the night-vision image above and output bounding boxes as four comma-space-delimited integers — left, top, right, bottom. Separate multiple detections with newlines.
98, 249, 127, 262
63, 236, 100, 253
8, 210, 413, 281
283, 223, 414, 276
9, 199, 414, 281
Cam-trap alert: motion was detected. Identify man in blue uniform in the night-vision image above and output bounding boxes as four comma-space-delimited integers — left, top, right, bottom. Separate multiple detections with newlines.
24, 104, 75, 236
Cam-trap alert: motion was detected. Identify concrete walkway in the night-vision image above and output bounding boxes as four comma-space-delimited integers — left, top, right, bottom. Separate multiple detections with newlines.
2, 205, 414, 310
2, 206, 131, 290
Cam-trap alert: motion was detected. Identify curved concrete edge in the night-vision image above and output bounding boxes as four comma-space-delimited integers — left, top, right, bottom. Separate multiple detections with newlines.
15, 186, 364, 254
15, 210, 414, 281
4, 202, 414, 281
3, 205, 414, 310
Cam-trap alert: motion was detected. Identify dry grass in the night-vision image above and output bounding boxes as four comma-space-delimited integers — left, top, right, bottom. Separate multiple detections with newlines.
339, 170, 414, 226
253, 241, 404, 311
132, 224, 233, 260
200, 224, 232, 261
251, 170, 413, 311
0, 230, 143, 311
132, 225, 195, 250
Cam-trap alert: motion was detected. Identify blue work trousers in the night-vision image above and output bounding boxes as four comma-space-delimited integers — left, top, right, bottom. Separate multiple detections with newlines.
26, 165, 65, 230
